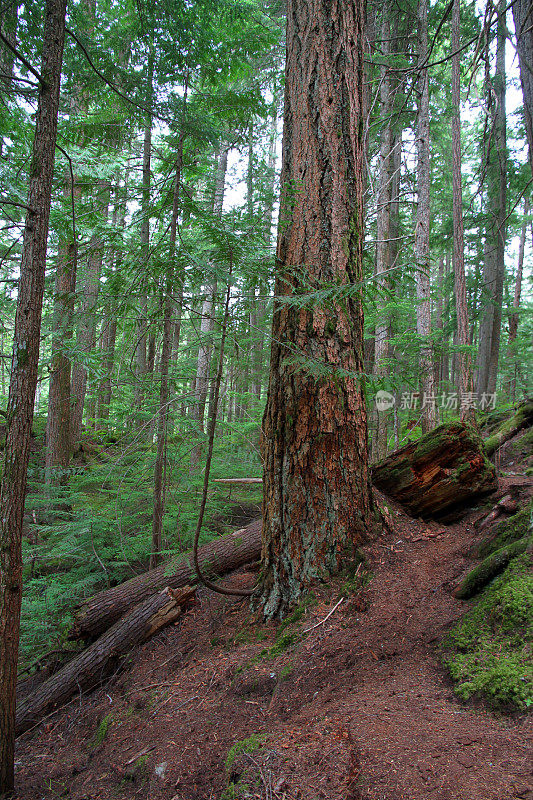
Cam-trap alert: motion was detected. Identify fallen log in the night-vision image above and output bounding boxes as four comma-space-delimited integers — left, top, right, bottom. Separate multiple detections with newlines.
16, 586, 195, 736
70, 518, 262, 641
483, 398, 533, 456
371, 422, 497, 517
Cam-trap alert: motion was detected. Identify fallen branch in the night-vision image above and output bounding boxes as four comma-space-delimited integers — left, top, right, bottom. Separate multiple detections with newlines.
303, 598, 344, 633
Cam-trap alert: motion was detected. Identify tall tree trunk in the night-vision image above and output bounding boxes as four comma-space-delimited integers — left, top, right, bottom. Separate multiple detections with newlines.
477, 5, 507, 397
134, 55, 154, 424
151, 119, 186, 568
434, 254, 444, 391
0, 0, 66, 790
415, 0, 436, 432
507, 197, 528, 400
512, 0, 533, 179
95, 177, 127, 426
372, 4, 395, 462
451, 0, 474, 422
70, 179, 111, 447
191, 146, 228, 466
45, 196, 77, 481
259, 0, 375, 619
0, 0, 18, 102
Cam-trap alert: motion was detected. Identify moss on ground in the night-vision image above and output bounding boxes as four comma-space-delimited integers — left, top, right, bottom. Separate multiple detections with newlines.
442, 553, 533, 711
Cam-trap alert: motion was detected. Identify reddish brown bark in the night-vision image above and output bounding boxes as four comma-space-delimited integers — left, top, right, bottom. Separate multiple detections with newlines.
0, 0, 67, 790
259, 0, 375, 619
371, 422, 497, 517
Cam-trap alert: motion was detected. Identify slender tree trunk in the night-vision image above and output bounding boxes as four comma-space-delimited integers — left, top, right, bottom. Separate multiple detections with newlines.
96, 178, 127, 426
0, 0, 66, 790
441, 251, 450, 386
372, 5, 395, 461
508, 198, 528, 400
415, 0, 436, 432
260, 0, 375, 619
0, 0, 18, 103
451, 0, 474, 422
45, 229, 77, 481
512, 0, 533, 179
70, 179, 111, 447
191, 146, 229, 466
151, 116, 187, 568
434, 254, 444, 391
477, 5, 507, 397
135, 56, 154, 423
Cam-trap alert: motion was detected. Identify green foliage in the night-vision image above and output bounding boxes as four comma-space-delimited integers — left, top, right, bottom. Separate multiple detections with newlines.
442, 553, 533, 710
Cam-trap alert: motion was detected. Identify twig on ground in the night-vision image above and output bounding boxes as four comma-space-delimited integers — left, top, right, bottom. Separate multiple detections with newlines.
303, 598, 344, 634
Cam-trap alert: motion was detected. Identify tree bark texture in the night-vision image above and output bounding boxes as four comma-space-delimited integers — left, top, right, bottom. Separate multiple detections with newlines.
371, 422, 497, 517
415, 0, 436, 433
0, 0, 66, 791
15, 587, 195, 737
70, 179, 111, 446
372, 1, 402, 461
507, 198, 528, 400
45, 206, 77, 480
512, 0, 533, 178
259, 0, 375, 619
70, 518, 262, 641
476, 5, 506, 397
191, 146, 229, 466
451, 0, 474, 422
0, 0, 18, 98
134, 56, 154, 423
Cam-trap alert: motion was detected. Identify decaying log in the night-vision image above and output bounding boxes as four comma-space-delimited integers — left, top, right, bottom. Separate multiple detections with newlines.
16, 586, 195, 737
483, 398, 533, 456
371, 422, 497, 517
70, 518, 262, 641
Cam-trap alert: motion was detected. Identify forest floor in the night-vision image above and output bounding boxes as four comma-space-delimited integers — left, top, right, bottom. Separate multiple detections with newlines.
14, 430, 533, 800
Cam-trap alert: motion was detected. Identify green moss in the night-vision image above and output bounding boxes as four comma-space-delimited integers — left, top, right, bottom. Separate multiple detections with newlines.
90, 713, 113, 748
442, 554, 533, 711
477, 504, 532, 558
484, 400, 533, 456
225, 733, 266, 774
455, 536, 531, 599
269, 631, 300, 656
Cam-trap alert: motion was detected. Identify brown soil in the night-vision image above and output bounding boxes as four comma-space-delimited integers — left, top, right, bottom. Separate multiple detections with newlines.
14, 443, 533, 800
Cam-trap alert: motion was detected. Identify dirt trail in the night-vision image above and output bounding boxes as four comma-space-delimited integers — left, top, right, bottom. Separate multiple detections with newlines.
14, 478, 532, 800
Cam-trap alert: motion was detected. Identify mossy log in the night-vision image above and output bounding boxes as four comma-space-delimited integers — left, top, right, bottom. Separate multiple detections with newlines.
371, 422, 497, 517
16, 586, 195, 736
453, 538, 532, 599
484, 398, 533, 456
70, 519, 262, 641
474, 503, 532, 559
